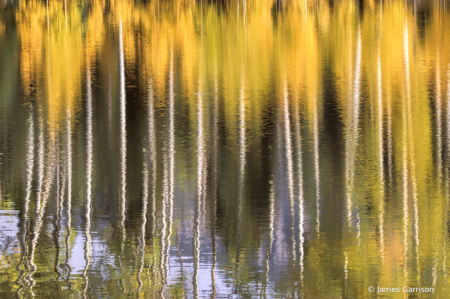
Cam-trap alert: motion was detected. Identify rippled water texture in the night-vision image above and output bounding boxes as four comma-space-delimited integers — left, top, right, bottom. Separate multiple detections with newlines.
1, 0, 450, 297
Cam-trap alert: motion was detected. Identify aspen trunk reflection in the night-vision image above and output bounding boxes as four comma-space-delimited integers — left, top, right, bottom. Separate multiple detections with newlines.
83, 67, 93, 299
119, 21, 127, 251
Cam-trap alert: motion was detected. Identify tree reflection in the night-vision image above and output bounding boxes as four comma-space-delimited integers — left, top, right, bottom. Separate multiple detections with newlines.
0, 0, 449, 298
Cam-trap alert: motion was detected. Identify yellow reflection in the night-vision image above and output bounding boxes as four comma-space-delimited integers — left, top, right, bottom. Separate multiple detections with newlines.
8, 0, 450, 297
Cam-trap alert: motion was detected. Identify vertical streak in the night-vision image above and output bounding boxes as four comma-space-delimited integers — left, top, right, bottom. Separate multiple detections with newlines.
53, 158, 62, 281
236, 0, 240, 40
404, 21, 420, 283
283, 79, 296, 262
46, 0, 49, 40
386, 90, 394, 186
294, 99, 305, 289
46, 0, 51, 98
166, 51, 175, 286
243, 0, 246, 46
83, 67, 93, 299
211, 65, 219, 299
343, 26, 362, 296
303, 0, 308, 23
64, 0, 67, 31
175, 230, 184, 291
160, 162, 169, 298
29, 110, 56, 295
137, 159, 149, 293
409, 58, 420, 285
65, 106, 73, 281
148, 78, 157, 283
313, 93, 320, 235
200, 7, 209, 230
433, 55, 443, 288
235, 72, 246, 294
160, 154, 168, 297
434, 52, 443, 286
119, 21, 127, 251
402, 21, 410, 282
59, 164, 66, 258
431, 51, 441, 286
344, 252, 349, 294
436, 56, 443, 181
377, 20, 385, 261
239, 76, 246, 180
108, 70, 112, 139
444, 64, 450, 283
345, 27, 362, 234
263, 181, 275, 298
16, 110, 35, 296
194, 70, 204, 299
447, 64, 450, 183
27, 111, 45, 295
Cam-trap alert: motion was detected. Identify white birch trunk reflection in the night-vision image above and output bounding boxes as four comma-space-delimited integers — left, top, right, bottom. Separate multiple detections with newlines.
160, 155, 168, 297
262, 180, 274, 298
27, 112, 44, 295
432, 53, 442, 288
211, 65, 219, 298
119, 21, 127, 251
345, 26, 362, 235
148, 78, 157, 284
53, 155, 62, 281
444, 64, 450, 283
283, 78, 296, 263
235, 72, 246, 294
313, 91, 320, 235
16, 110, 34, 297
83, 67, 93, 299
377, 17, 385, 262
294, 99, 305, 290
29, 111, 56, 295
402, 21, 410, 284
166, 50, 175, 288
436, 57, 443, 181
137, 159, 148, 293
343, 25, 362, 295
194, 74, 205, 299
64, 106, 73, 282
435, 52, 443, 286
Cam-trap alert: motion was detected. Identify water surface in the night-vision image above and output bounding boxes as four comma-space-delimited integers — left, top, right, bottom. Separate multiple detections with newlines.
0, 0, 450, 297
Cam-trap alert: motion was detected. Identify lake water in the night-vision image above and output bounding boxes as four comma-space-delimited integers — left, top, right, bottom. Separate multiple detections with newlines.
0, 0, 449, 297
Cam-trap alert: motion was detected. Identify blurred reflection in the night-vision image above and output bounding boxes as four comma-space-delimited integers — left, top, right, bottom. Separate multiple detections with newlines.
210, 66, 219, 299
137, 158, 148, 293
377, 22, 385, 261
262, 180, 274, 298
64, 105, 73, 282
119, 21, 127, 250
0, 0, 449, 298
345, 26, 362, 235
235, 71, 246, 294
294, 97, 305, 289
16, 109, 34, 297
283, 78, 296, 263
148, 78, 157, 285
83, 67, 93, 298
